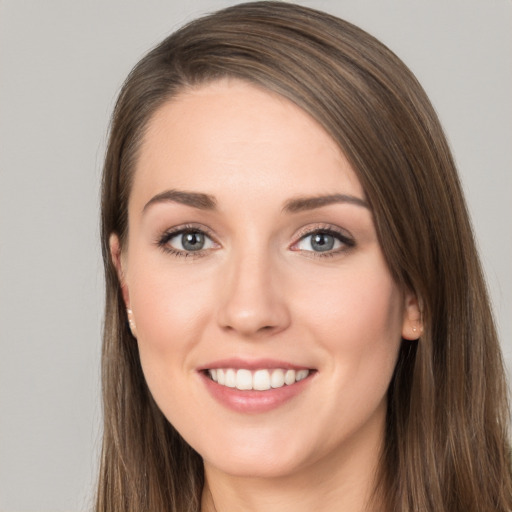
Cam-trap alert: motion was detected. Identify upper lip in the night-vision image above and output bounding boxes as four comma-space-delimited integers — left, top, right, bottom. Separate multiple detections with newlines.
198, 358, 313, 371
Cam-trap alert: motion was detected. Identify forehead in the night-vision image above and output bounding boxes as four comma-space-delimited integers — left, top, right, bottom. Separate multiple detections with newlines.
132, 79, 364, 209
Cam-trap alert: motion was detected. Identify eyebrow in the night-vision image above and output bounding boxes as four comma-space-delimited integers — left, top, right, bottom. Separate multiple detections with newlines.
283, 194, 369, 213
142, 189, 369, 215
142, 189, 217, 213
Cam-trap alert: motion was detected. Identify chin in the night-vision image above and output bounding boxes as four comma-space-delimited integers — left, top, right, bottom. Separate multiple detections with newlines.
204, 450, 307, 480
194, 425, 329, 481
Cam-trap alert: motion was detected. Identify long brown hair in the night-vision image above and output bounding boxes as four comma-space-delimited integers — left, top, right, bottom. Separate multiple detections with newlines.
97, 2, 512, 510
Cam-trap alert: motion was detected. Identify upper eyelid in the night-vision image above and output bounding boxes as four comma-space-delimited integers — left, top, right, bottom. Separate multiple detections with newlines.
160, 223, 216, 239
156, 222, 353, 249
156, 225, 219, 259
293, 223, 353, 241
289, 224, 355, 253
155, 224, 220, 252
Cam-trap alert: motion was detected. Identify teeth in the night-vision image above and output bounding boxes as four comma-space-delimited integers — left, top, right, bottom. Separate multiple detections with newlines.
207, 368, 310, 390
237, 369, 252, 390
253, 369, 271, 391
270, 369, 285, 388
296, 369, 309, 381
284, 369, 296, 385
225, 369, 236, 388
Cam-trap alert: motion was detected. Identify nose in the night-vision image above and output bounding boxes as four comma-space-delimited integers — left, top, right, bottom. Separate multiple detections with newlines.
216, 249, 291, 338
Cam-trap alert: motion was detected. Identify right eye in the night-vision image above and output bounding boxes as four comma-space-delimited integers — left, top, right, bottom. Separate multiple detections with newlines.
158, 227, 218, 256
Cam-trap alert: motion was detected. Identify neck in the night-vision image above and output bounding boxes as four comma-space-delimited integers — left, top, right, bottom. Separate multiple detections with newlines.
201, 410, 386, 512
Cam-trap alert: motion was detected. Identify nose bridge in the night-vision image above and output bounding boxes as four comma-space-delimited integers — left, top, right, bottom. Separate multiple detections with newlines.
217, 240, 290, 337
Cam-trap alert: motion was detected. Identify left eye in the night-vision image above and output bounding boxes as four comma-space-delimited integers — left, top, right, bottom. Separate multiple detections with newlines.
294, 231, 346, 252
166, 231, 216, 252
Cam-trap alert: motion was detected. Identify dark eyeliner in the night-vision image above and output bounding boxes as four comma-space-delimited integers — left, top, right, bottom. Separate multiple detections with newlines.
155, 224, 215, 258
308, 228, 355, 248
292, 224, 356, 257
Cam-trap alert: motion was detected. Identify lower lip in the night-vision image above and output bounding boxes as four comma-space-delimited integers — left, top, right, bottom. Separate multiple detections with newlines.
200, 372, 313, 414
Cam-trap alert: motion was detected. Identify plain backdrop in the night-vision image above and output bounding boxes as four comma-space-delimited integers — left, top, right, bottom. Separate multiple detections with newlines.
0, 1, 511, 510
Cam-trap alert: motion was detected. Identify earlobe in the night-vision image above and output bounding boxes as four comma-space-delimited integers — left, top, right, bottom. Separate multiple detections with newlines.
402, 290, 423, 340
126, 307, 138, 338
109, 233, 130, 307
109, 234, 138, 338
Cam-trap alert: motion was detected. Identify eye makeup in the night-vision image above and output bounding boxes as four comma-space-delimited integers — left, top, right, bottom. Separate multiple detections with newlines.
290, 223, 356, 258
154, 221, 356, 260
155, 223, 219, 258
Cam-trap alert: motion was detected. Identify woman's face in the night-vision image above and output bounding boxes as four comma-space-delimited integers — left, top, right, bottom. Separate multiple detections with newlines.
112, 79, 419, 480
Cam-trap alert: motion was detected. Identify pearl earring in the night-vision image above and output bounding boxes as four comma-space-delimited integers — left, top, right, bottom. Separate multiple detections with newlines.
127, 308, 136, 335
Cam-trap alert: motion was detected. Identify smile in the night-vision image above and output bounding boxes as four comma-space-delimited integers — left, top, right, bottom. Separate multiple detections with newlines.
207, 368, 310, 391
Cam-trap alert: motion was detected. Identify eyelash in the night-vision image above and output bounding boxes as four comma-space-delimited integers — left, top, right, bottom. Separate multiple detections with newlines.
156, 224, 218, 258
156, 223, 355, 258
290, 225, 355, 258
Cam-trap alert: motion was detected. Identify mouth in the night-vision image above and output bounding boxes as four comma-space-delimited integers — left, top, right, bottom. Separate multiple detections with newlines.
205, 367, 311, 391
199, 359, 316, 413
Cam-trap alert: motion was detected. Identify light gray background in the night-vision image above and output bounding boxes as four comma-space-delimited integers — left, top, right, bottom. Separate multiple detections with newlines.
1, 1, 510, 510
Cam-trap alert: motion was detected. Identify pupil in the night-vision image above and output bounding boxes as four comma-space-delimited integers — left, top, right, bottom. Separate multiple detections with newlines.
182, 232, 204, 251
312, 233, 334, 252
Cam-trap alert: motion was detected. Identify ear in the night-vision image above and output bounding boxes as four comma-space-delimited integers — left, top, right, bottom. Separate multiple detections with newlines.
109, 233, 130, 308
110, 233, 138, 337
401, 289, 423, 340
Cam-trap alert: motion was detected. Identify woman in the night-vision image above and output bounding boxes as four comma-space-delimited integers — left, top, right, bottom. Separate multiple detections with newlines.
97, 2, 512, 511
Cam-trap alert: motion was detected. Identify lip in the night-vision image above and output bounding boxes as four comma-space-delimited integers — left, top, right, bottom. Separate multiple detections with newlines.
198, 358, 315, 414
198, 358, 310, 371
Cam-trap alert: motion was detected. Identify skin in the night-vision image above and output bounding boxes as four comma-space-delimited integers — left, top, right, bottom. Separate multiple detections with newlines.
111, 79, 421, 512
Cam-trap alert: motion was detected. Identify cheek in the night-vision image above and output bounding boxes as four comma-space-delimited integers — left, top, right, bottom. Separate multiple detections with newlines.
296, 260, 404, 377
289, 262, 403, 451
127, 260, 216, 380
126, 263, 216, 424
130, 256, 210, 326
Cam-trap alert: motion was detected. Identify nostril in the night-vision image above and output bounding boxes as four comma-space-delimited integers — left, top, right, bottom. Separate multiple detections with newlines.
216, 268, 292, 336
